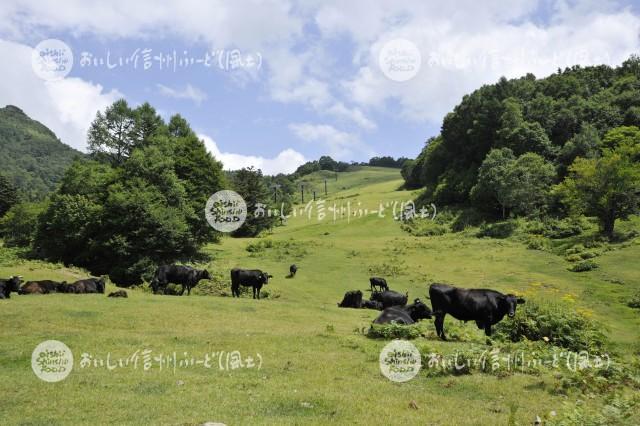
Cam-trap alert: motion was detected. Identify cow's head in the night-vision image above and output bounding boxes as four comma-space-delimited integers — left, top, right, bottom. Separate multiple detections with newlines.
96, 277, 106, 293
200, 270, 211, 280
261, 272, 272, 284
410, 298, 433, 320
8, 276, 22, 292
501, 294, 525, 318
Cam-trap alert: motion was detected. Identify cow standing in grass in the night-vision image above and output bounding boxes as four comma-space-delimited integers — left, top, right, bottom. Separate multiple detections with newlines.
289, 264, 298, 278
429, 283, 525, 340
151, 265, 210, 295
230, 268, 272, 299
369, 277, 389, 292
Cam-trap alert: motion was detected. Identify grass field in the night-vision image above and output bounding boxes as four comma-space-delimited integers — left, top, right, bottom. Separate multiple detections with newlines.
1, 167, 639, 425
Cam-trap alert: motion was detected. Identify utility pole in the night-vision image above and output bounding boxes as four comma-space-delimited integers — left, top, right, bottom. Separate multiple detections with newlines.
301, 183, 305, 203
324, 179, 327, 196
313, 191, 316, 201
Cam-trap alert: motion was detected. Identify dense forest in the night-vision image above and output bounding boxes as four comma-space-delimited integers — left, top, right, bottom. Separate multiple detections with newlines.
0, 105, 83, 200
402, 56, 640, 237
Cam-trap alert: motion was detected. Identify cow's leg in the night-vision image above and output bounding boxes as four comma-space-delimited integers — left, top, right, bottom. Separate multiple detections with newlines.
179, 285, 186, 296
256, 287, 260, 299
435, 313, 447, 340
252, 286, 256, 299
187, 285, 192, 296
484, 324, 492, 337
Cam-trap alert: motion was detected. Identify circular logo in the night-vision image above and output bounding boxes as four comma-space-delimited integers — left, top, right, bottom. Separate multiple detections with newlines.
31, 39, 74, 81
31, 340, 74, 382
378, 38, 421, 82
379, 339, 421, 382
205, 190, 247, 233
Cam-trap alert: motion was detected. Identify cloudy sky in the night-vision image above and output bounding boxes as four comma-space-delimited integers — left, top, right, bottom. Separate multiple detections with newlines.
1, 0, 639, 174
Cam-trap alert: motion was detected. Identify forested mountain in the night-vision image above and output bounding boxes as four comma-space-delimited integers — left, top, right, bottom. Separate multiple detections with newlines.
0, 105, 83, 200
403, 56, 640, 208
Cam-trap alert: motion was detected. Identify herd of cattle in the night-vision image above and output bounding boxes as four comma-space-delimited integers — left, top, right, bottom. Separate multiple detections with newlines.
2, 262, 525, 340
338, 277, 526, 339
0, 276, 111, 297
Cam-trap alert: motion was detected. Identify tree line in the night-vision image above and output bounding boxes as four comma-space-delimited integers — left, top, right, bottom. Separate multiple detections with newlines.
402, 56, 640, 238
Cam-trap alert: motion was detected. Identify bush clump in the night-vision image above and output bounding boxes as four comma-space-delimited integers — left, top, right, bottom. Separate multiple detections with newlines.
542, 217, 586, 239
366, 323, 422, 340
494, 300, 607, 352
476, 221, 517, 239
568, 260, 599, 272
627, 292, 640, 309
401, 219, 448, 236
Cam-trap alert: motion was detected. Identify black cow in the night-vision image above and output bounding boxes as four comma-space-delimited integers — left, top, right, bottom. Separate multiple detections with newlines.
151, 265, 210, 295
289, 264, 298, 278
369, 277, 389, 292
230, 268, 272, 299
373, 299, 433, 324
108, 290, 128, 298
429, 283, 525, 340
361, 299, 383, 310
337, 290, 363, 308
0, 276, 21, 299
19, 280, 67, 295
67, 277, 106, 294
371, 290, 408, 309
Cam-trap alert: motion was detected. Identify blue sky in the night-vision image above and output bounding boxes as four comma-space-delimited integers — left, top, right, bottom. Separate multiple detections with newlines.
1, 0, 640, 174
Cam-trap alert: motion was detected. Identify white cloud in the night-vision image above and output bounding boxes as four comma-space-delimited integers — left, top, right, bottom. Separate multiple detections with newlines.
0, 39, 122, 151
156, 83, 207, 105
288, 122, 374, 160
199, 134, 306, 175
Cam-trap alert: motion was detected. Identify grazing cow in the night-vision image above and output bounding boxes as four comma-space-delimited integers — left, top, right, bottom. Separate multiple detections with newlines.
371, 290, 408, 309
369, 277, 389, 292
19, 280, 67, 295
66, 277, 106, 294
0, 276, 22, 299
151, 265, 210, 295
373, 299, 433, 324
361, 299, 383, 310
429, 283, 525, 340
337, 290, 363, 308
230, 268, 272, 299
108, 290, 128, 298
289, 264, 298, 278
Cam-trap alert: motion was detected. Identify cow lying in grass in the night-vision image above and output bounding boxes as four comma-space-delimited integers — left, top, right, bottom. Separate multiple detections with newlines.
371, 290, 408, 309
0, 276, 22, 299
373, 299, 432, 324
19, 280, 67, 295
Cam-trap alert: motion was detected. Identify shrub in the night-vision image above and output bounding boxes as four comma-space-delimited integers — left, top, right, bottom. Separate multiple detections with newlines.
366, 323, 422, 340
526, 235, 548, 250
569, 260, 599, 272
579, 251, 598, 260
565, 244, 585, 255
627, 292, 640, 309
565, 254, 583, 262
401, 219, 448, 236
543, 217, 585, 239
476, 221, 517, 239
494, 300, 607, 352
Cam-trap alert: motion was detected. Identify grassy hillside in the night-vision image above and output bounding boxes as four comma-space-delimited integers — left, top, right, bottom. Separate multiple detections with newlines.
1, 167, 639, 425
0, 105, 83, 200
